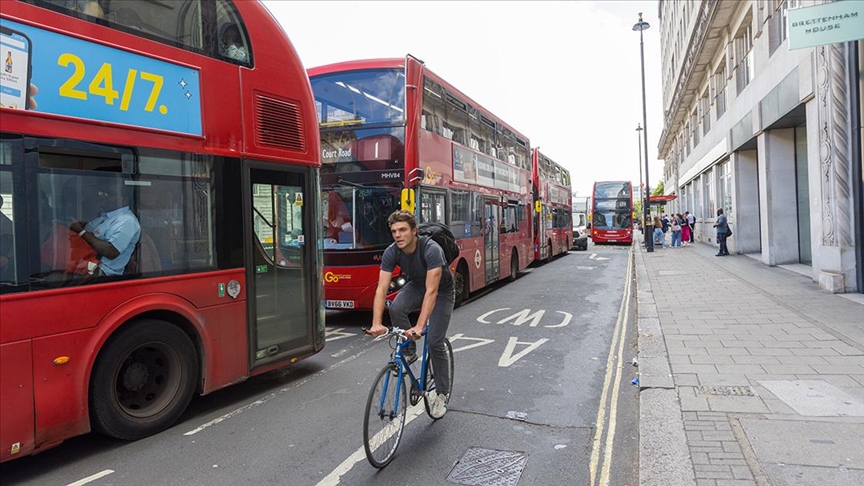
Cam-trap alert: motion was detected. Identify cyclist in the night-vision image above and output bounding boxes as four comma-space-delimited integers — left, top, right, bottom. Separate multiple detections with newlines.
368, 210, 454, 416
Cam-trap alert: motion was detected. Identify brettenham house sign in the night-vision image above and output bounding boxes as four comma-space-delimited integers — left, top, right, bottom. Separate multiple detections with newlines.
788, 1, 864, 50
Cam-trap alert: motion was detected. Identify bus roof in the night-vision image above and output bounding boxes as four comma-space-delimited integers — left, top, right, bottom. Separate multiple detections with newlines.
308, 56, 530, 145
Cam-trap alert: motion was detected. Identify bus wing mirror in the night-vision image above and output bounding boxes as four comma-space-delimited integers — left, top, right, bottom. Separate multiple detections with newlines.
401, 188, 415, 213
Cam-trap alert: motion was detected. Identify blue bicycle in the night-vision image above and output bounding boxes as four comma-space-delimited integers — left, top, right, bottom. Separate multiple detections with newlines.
362, 326, 454, 468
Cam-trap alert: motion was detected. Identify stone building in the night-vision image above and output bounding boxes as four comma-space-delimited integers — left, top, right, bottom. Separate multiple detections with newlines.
657, 0, 863, 293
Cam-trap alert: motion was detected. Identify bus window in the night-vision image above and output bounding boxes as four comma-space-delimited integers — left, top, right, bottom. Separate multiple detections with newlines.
217, 0, 251, 66
420, 190, 445, 224
0, 139, 18, 287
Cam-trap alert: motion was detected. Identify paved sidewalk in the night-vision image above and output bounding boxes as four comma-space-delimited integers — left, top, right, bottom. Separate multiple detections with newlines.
635, 237, 864, 486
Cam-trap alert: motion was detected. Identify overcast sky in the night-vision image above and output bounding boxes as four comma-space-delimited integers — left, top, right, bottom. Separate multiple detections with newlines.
263, 0, 664, 199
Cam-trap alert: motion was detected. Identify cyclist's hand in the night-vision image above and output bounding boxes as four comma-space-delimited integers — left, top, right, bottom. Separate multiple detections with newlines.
406, 325, 424, 341
367, 323, 388, 338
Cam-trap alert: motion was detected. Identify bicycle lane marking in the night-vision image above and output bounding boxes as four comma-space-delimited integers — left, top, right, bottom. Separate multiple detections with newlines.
316, 338, 475, 485
588, 248, 633, 486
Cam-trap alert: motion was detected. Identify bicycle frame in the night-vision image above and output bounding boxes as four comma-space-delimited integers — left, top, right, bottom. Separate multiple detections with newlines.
377, 327, 429, 417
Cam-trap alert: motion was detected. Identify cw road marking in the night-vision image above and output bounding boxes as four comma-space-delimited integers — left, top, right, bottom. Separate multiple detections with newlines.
588, 250, 633, 486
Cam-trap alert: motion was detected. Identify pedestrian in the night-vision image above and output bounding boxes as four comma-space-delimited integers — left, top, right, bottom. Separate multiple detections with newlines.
670, 214, 682, 247
652, 216, 666, 248
686, 211, 695, 243
680, 212, 691, 245
661, 214, 669, 235
712, 208, 730, 256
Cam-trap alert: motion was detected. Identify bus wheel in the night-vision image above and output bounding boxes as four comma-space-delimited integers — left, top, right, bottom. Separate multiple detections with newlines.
546, 240, 553, 263
454, 264, 469, 309
89, 319, 198, 440
508, 250, 518, 282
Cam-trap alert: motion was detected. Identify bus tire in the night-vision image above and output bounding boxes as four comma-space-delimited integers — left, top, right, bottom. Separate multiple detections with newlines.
454, 263, 469, 309
546, 240, 553, 263
508, 249, 518, 282
89, 319, 199, 440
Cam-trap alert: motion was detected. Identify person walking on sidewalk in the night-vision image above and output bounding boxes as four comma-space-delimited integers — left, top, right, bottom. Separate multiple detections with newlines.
686, 211, 695, 243
713, 208, 730, 256
652, 216, 666, 248
680, 212, 691, 245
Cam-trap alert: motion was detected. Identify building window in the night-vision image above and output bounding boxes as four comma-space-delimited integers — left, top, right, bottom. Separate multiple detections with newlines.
735, 21, 754, 94
692, 111, 700, 148
769, 0, 799, 55
701, 93, 711, 136
718, 160, 732, 215
713, 62, 727, 118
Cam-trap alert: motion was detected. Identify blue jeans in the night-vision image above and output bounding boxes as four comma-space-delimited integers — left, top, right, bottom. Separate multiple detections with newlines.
388, 282, 454, 395
653, 228, 666, 248
671, 231, 681, 247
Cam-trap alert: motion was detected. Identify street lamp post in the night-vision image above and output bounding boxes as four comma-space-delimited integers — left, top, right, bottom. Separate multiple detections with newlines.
633, 12, 653, 252
636, 123, 644, 236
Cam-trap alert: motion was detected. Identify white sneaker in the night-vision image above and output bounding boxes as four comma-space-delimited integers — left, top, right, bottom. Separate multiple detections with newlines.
430, 393, 449, 418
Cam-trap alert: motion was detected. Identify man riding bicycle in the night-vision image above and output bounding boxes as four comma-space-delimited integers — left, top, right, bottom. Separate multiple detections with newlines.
368, 210, 454, 416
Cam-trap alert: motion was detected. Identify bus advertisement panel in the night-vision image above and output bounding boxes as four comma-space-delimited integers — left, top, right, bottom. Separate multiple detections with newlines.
0, 0, 323, 463
591, 181, 634, 244
532, 149, 573, 261
309, 56, 534, 310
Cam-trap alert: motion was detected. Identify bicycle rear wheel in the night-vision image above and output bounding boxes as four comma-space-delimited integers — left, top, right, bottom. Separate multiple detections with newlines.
424, 338, 454, 420
363, 364, 407, 468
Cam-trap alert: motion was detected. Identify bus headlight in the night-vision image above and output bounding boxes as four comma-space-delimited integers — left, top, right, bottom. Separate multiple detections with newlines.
389, 275, 408, 291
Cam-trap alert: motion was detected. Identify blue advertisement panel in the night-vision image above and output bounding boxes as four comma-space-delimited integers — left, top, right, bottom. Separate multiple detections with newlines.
0, 19, 202, 135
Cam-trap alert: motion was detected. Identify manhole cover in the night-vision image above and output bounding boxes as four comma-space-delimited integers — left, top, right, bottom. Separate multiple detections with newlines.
447, 447, 528, 486
697, 385, 755, 396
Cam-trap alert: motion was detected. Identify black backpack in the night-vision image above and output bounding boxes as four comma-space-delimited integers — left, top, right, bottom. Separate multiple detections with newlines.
417, 222, 460, 267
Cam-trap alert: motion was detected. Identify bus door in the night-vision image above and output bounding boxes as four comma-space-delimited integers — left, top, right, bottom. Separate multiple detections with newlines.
483, 198, 500, 283
247, 166, 314, 368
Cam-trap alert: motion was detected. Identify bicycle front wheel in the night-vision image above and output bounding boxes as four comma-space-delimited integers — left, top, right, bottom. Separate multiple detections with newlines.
363, 364, 407, 468
424, 338, 454, 420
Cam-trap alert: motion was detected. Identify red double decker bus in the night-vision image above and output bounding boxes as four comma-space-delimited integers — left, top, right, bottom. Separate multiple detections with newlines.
591, 181, 634, 244
0, 0, 323, 462
532, 149, 573, 261
309, 55, 534, 310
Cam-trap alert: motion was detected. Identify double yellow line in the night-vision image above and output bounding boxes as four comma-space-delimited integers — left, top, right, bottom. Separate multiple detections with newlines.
588, 251, 633, 486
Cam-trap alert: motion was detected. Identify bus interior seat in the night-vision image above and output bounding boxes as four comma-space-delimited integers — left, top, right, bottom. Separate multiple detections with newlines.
138, 233, 161, 273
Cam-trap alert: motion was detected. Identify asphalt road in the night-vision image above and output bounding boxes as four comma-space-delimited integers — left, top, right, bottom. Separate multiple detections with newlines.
0, 242, 639, 486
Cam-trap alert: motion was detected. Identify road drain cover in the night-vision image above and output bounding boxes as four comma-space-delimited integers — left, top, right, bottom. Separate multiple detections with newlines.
697, 385, 755, 396
446, 447, 528, 486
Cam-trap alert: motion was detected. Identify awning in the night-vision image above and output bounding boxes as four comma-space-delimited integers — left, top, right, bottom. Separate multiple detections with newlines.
648, 195, 677, 205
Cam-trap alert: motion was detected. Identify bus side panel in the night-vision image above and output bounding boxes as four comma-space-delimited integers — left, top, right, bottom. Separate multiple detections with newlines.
32, 329, 93, 446
323, 265, 383, 311
0, 341, 35, 463
197, 301, 249, 394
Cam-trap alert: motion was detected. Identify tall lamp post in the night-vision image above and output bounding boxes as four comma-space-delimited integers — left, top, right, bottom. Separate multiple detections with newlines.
633, 12, 653, 252
636, 123, 644, 235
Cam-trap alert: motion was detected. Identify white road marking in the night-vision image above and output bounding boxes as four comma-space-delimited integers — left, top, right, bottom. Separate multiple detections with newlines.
448, 333, 495, 353
316, 403, 426, 486
498, 337, 549, 367
66, 470, 115, 486
589, 253, 609, 261
325, 327, 357, 342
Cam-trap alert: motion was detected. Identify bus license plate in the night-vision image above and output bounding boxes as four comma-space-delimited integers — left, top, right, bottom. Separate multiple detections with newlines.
326, 300, 355, 309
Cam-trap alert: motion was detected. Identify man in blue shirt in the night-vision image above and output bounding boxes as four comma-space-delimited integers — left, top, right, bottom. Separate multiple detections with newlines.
713, 208, 730, 256
69, 179, 140, 276
368, 210, 454, 417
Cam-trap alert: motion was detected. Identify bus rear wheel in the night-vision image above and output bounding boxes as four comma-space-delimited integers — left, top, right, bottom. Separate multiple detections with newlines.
89, 319, 198, 440
454, 264, 469, 309
508, 250, 518, 282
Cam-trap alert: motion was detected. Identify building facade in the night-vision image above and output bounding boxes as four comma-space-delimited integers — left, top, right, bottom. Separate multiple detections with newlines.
657, 0, 863, 293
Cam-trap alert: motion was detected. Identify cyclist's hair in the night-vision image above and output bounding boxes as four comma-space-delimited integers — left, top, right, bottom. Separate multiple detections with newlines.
387, 210, 417, 229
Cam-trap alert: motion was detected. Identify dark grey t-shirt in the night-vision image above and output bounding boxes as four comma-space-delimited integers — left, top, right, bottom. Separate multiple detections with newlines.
381, 237, 454, 294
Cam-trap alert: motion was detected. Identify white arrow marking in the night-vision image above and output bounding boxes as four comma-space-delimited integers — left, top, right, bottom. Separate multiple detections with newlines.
499, 337, 549, 367
589, 253, 609, 261
449, 333, 495, 353
324, 327, 356, 342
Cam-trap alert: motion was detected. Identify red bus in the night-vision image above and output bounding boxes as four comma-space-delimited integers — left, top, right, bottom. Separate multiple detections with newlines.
532, 149, 573, 261
309, 55, 534, 310
591, 181, 634, 244
0, 0, 323, 462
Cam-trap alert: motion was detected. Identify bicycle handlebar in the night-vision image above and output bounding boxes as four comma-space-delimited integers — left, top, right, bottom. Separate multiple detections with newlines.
362, 326, 428, 342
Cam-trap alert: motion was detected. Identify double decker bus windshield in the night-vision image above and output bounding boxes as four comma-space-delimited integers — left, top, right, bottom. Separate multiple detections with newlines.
311, 69, 405, 127
323, 186, 399, 250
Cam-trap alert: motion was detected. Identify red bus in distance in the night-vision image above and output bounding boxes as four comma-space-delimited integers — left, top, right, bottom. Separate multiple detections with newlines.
309, 55, 535, 310
532, 149, 573, 261
591, 181, 634, 244
0, 0, 323, 462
